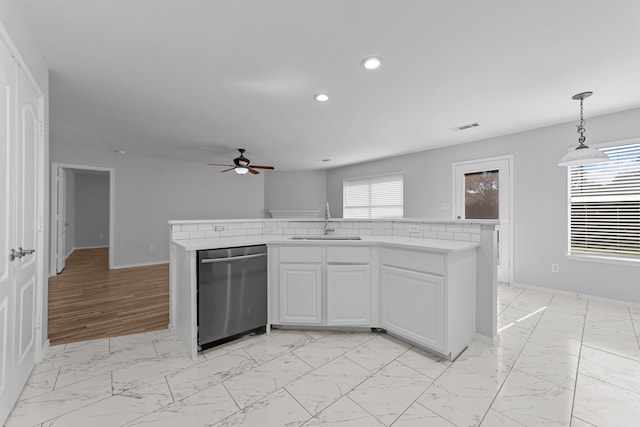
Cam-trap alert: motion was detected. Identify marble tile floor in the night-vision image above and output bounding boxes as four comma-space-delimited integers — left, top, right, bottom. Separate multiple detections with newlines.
7, 284, 640, 427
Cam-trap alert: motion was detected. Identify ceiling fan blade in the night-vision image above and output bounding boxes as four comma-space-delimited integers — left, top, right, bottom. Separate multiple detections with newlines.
248, 168, 260, 175
249, 165, 275, 170
219, 168, 234, 173
208, 163, 234, 167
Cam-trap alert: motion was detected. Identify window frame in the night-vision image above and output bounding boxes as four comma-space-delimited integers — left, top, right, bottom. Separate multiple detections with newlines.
342, 172, 404, 219
566, 137, 640, 265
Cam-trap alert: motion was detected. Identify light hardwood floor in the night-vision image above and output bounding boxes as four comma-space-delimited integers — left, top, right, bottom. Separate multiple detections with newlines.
48, 248, 169, 345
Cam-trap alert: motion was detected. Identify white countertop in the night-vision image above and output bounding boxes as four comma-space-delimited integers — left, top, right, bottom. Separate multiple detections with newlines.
172, 235, 479, 253
169, 218, 498, 225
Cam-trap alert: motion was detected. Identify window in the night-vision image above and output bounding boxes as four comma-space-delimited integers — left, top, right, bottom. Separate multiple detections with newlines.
343, 173, 403, 219
568, 142, 640, 259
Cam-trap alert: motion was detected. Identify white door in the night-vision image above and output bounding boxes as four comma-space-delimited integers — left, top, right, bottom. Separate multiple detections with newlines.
453, 156, 512, 283
0, 35, 16, 423
56, 167, 66, 272
0, 37, 41, 423
12, 64, 39, 400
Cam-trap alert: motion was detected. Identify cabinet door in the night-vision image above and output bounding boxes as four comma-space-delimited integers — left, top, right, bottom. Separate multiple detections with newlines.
327, 265, 370, 326
279, 264, 322, 324
381, 266, 444, 352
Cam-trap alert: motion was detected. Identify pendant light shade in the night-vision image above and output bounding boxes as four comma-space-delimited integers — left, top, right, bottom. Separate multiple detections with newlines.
558, 92, 609, 167
558, 145, 609, 166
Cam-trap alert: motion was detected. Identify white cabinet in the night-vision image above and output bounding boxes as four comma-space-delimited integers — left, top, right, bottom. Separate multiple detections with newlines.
380, 247, 476, 360
269, 242, 475, 360
381, 265, 444, 351
271, 245, 371, 326
326, 246, 371, 326
277, 246, 322, 325
279, 264, 322, 324
327, 265, 371, 326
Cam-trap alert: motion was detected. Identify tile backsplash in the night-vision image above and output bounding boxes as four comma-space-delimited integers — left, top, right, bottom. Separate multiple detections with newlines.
171, 219, 484, 243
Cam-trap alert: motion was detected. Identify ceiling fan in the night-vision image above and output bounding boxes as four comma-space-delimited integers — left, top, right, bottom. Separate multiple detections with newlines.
208, 148, 275, 175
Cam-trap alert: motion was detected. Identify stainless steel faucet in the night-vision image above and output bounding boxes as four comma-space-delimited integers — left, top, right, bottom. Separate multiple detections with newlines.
324, 201, 334, 235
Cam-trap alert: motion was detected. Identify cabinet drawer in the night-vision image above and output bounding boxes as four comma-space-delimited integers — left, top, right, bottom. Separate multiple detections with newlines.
280, 246, 322, 263
381, 248, 444, 275
327, 247, 370, 264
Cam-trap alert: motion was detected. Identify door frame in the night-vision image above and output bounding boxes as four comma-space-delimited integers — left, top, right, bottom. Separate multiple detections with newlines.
452, 154, 514, 284
50, 163, 115, 274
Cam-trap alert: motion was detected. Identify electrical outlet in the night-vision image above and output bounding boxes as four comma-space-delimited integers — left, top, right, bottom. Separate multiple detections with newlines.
409, 225, 420, 233
214, 225, 226, 231
265, 222, 276, 230
150, 245, 156, 252
440, 203, 451, 210
99, 233, 104, 239
551, 264, 559, 273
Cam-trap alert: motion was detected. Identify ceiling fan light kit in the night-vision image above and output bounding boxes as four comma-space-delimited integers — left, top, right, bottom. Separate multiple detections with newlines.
234, 167, 249, 175
558, 91, 609, 167
208, 148, 275, 175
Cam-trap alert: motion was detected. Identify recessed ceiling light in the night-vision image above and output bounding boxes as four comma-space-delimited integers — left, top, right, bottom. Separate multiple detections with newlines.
362, 57, 382, 70
314, 93, 329, 102
115, 150, 126, 155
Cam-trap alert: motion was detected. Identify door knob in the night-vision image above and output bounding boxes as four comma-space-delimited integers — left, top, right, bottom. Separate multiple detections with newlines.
19, 247, 35, 257
9, 247, 35, 261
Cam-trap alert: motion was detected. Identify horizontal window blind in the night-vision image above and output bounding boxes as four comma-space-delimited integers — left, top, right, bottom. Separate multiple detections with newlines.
569, 143, 640, 258
343, 173, 403, 219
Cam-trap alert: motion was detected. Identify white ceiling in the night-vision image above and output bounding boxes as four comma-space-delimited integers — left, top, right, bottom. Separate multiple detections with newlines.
20, 0, 640, 171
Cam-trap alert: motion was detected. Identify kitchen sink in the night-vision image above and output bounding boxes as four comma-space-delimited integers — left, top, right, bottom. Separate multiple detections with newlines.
289, 235, 362, 240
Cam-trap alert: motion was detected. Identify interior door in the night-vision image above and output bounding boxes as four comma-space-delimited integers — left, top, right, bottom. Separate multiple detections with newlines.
12, 64, 39, 400
0, 35, 16, 423
454, 156, 512, 283
56, 167, 66, 272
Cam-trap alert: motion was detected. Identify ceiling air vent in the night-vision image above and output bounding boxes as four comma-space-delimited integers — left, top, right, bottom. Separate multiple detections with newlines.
452, 122, 480, 132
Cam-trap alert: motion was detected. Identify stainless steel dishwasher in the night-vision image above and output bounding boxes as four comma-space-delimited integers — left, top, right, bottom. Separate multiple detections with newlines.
197, 245, 267, 349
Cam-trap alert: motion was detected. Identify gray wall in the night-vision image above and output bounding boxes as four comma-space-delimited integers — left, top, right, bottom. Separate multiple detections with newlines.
74, 171, 109, 248
326, 107, 640, 304
50, 143, 265, 268
64, 169, 75, 256
264, 171, 327, 216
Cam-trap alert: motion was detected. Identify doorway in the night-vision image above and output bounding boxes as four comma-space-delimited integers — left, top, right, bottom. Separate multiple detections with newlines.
453, 155, 513, 283
50, 164, 115, 275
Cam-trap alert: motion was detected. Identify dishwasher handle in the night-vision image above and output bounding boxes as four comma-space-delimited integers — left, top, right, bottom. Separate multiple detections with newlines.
201, 252, 267, 264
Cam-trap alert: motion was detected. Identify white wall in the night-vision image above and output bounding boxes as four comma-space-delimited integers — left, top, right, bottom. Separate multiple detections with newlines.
50, 142, 265, 268
74, 171, 109, 248
264, 171, 327, 216
64, 169, 75, 257
0, 0, 50, 348
327, 107, 640, 305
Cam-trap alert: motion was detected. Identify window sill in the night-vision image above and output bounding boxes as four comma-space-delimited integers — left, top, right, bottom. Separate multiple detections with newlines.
567, 253, 640, 267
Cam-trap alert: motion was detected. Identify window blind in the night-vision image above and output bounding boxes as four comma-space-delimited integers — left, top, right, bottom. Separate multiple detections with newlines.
343, 173, 403, 219
569, 143, 640, 258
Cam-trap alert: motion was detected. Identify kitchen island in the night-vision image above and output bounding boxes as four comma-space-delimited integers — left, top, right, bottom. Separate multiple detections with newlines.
169, 218, 497, 360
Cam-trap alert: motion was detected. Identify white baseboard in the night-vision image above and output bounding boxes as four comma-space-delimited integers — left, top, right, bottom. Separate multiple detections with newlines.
112, 260, 169, 270
74, 245, 109, 250
38, 339, 50, 361
475, 333, 500, 346
64, 247, 75, 260
510, 282, 640, 310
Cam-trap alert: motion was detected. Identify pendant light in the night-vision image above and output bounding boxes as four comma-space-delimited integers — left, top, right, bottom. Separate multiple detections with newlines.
558, 92, 609, 166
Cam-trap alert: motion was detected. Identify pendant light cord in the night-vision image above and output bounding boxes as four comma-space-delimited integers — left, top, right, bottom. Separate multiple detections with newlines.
577, 98, 587, 147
